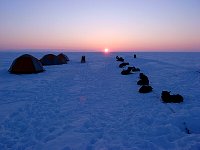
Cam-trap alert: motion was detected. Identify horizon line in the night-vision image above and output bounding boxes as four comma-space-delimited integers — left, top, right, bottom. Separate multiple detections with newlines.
0, 49, 200, 53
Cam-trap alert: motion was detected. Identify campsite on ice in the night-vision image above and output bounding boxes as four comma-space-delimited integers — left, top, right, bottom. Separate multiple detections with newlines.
0, 52, 200, 149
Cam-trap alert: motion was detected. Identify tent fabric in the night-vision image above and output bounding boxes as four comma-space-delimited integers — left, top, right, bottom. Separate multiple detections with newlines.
40, 54, 61, 66
9, 54, 44, 74
57, 53, 69, 64
60, 53, 69, 61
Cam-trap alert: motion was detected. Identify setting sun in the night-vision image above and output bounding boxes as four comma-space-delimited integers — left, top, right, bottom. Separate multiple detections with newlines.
104, 48, 109, 53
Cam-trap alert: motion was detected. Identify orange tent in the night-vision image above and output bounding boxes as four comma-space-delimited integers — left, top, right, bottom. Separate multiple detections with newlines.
40, 54, 60, 66
9, 54, 44, 74
57, 53, 69, 64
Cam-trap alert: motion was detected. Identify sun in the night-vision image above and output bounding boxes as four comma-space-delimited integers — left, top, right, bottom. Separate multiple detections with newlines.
104, 48, 109, 53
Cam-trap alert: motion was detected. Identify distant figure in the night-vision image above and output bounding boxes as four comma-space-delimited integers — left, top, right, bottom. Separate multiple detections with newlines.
81, 56, 86, 63
161, 91, 183, 103
134, 54, 136, 58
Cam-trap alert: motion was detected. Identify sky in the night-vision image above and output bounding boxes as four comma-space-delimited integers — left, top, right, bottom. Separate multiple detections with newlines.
0, 0, 200, 52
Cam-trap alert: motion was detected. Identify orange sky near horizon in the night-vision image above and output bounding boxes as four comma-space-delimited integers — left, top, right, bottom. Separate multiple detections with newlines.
0, 0, 200, 52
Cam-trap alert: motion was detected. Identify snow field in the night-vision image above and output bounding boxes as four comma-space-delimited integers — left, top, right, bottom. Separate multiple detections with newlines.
0, 52, 199, 150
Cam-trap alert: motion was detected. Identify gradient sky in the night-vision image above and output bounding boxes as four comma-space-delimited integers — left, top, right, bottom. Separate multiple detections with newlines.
0, 0, 200, 52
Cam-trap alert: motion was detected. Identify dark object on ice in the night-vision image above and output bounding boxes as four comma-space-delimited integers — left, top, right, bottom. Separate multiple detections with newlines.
183, 122, 191, 134
128, 66, 134, 71
119, 62, 129, 68
81, 56, 86, 63
116, 56, 124, 62
137, 73, 149, 85
134, 54, 136, 58
139, 85, 153, 93
121, 67, 133, 75
161, 91, 183, 103
132, 67, 140, 72
40, 54, 61, 66
137, 80, 149, 85
9, 54, 44, 74
126, 66, 140, 72
139, 73, 148, 80
57, 53, 69, 64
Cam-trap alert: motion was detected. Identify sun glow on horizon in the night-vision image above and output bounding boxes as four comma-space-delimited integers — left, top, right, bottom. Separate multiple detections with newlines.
104, 48, 109, 53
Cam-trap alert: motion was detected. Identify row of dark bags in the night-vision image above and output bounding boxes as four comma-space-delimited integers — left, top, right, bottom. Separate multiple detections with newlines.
9, 53, 70, 74
116, 56, 184, 103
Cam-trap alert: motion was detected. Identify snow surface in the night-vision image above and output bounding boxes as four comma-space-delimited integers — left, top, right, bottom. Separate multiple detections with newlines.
0, 52, 200, 150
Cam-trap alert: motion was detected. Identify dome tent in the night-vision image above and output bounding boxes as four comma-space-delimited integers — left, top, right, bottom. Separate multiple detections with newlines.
40, 54, 61, 66
57, 53, 69, 64
9, 54, 44, 74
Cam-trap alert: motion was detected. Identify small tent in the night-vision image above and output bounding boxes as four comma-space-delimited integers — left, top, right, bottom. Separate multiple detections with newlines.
9, 54, 44, 74
40, 54, 61, 66
57, 53, 69, 64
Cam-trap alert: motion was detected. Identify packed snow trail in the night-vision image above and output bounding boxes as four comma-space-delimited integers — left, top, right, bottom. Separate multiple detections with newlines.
0, 52, 199, 150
